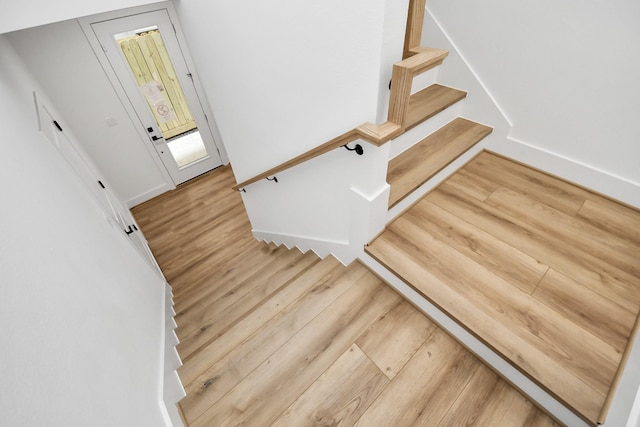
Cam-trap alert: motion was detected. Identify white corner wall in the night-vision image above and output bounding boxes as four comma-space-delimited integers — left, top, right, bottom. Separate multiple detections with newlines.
427, 0, 640, 207
0, 35, 171, 426
174, 0, 387, 183
173, 0, 392, 261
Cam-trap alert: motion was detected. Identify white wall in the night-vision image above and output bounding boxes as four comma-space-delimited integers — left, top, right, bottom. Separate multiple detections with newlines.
7, 19, 172, 206
173, 0, 392, 259
174, 0, 387, 183
427, 0, 640, 204
0, 35, 170, 426
0, 0, 164, 34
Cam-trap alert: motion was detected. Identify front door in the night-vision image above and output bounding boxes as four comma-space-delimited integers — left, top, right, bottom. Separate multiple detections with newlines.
91, 10, 222, 185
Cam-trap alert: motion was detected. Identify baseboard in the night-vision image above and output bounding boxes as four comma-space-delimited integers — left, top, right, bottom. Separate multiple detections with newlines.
489, 136, 640, 209
126, 182, 175, 208
359, 252, 589, 427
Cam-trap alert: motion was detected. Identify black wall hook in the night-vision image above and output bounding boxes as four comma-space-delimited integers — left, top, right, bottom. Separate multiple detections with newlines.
343, 143, 364, 155
266, 176, 278, 183
238, 188, 246, 193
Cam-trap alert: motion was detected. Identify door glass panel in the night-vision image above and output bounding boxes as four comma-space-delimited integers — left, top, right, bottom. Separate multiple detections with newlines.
114, 26, 209, 168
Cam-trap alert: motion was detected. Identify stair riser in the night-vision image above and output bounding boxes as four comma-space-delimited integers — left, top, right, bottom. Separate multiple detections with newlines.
411, 67, 439, 95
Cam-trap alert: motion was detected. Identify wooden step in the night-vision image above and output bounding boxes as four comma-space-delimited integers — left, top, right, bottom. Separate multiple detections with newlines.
404, 84, 467, 131
368, 152, 640, 425
387, 118, 492, 208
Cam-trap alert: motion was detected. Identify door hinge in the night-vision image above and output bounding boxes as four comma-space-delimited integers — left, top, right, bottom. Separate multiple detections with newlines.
98, 180, 105, 189
187, 72, 193, 80
53, 120, 63, 131
125, 224, 138, 235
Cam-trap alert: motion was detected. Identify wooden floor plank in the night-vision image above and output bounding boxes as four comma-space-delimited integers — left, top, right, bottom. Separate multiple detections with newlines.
578, 198, 640, 246
435, 362, 502, 426
190, 274, 400, 427
486, 186, 640, 278
173, 243, 286, 314
407, 199, 549, 293
388, 214, 619, 397
440, 167, 500, 201
533, 269, 636, 353
180, 262, 372, 423
177, 257, 340, 388
271, 344, 389, 426
176, 249, 317, 360
169, 235, 265, 300
470, 380, 537, 427
430, 183, 640, 313
355, 329, 481, 426
175, 245, 293, 337
465, 152, 588, 216
356, 299, 438, 379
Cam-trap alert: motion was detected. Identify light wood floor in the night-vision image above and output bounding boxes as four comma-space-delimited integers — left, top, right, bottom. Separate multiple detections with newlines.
367, 151, 640, 425
132, 165, 561, 426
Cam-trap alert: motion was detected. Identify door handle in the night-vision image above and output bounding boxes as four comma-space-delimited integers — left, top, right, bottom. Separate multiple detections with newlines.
152, 135, 162, 141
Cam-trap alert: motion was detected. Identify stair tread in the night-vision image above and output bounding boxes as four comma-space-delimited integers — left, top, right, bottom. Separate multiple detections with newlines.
387, 118, 492, 208
404, 84, 467, 130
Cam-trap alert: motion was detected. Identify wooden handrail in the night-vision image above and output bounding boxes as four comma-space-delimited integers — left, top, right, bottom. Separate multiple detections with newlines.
232, 0, 435, 192
232, 121, 402, 191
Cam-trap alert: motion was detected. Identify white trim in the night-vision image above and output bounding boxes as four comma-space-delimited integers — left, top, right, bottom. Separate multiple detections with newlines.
125, 182, 173, 208
252, 229, 354, 265
426, 5, 513, 127
160, 282, 185, 427
489, 136, 640, 209
78, 9, 175, 188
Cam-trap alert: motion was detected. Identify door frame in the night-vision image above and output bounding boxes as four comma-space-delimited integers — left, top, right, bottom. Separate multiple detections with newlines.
79, 2, 229, 190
